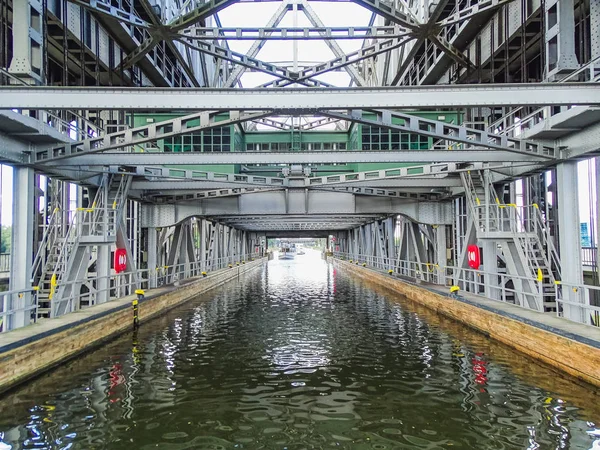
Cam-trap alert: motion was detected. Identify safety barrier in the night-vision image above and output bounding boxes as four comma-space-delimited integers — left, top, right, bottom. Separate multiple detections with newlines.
332, 252, 599, 327
0, 252, 264, 333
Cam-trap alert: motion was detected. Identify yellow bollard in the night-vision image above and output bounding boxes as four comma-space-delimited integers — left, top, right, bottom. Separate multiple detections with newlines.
133, 289, 144, 328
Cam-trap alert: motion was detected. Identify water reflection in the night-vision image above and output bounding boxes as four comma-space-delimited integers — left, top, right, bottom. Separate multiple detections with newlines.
0, 250, 598, 449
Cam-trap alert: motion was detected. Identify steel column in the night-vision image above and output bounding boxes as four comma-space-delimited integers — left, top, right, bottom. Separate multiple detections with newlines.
147, 227, 158, 288
9, 167, 35, 330
556, 161, 585, 322
545, 0, 579, 78
436, 225, 447, 286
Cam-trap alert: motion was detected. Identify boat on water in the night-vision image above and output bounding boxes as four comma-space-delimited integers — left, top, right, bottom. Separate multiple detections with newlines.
279, 242, 297, 260
296, 245, 306, 255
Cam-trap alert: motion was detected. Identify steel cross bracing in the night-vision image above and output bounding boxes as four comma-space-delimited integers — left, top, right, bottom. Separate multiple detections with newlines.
212, 215, 386, 231
259, 37, 413, 87
223, 0, 292, 87
66, 0, 153, 28
34, 110, 272, 163
36, 106, 556, 165
4, 84, 599, 110
250, 116, 342, 130
323, 110, 557, 159
174, 38, 329, 86
62, 0, 514, 89
137, 0, 202, 87
45, 150, 549, 166
147, 187, 284, 204
179, 25, 412, 40
117, 0, 240, 70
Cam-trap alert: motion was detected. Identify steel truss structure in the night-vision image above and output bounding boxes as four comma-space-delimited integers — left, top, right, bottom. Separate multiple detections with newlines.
1, 0, 600, 333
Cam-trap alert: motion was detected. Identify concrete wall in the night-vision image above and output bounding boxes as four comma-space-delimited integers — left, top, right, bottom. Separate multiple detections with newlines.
0, 259, 265, 394
334, 260, 600, 388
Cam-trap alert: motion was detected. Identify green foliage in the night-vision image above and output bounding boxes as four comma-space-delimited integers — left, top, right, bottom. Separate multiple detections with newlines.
0, 226, 10, 254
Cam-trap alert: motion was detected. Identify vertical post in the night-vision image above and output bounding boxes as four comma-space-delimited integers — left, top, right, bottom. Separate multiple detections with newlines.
10, 167, 34, 330
199, 219, 206, 272
556, 161, 585, 322
96, 245, 110, 304
591, 0, 600, 63
147, 227, 157, 288
436, 225, 447, 286
545, 0, 579, 79
8, 0, 44, 82
481, 240, 499, 300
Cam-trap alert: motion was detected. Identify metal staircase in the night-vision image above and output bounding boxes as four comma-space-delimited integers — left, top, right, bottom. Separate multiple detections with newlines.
33, 174, 132, 319
461, 170, 561, 312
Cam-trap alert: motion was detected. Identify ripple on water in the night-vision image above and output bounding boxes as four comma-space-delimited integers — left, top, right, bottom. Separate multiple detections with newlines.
0, 255, 598, 450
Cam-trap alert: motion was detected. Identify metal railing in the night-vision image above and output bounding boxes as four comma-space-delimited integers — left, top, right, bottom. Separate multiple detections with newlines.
582, 247, 597, 267
1, 254, 265, 333
0, 68, 105, 141
0, 287, 39, 333
489, 56, 600, 138
0, 253, 9, 272
554, 281, 600, 327
332, 253, 599, 327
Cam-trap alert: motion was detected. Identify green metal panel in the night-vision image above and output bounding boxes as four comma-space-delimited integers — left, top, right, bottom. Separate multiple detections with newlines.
126, 111, 463, 174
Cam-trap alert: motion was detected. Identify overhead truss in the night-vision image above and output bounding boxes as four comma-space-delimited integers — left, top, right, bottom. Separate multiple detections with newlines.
3, 84, 597, 111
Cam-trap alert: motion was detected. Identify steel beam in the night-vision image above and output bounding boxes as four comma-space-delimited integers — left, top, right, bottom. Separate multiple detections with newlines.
179, 25, 412, 40
3, 84, 598, 110
37, 110, 272, 163
324, 110, 556, 159
223, 0, 291, 87
129, 178, 464, 191
168, 0, 239, 32
48, 150, 549, 166
140, 192, 454, 227
435, 0, 517, 27
350, 0, 421, 30
66, 0, 152, 28
300, 0, 367, 86
176, 39, 313, 85
261, 37, 413, 87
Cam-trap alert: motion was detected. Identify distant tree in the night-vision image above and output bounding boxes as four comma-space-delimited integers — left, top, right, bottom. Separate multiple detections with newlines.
0, 226, 11, 254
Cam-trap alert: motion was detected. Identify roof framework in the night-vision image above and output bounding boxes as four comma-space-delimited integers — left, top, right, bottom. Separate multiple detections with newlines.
3, 0, 599, 234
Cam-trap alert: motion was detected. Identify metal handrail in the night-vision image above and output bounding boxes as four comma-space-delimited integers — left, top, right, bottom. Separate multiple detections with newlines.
31, 207, 61, 287
0, 68, 105, 140
488, 55, 600, 136
331, 253, 600, 327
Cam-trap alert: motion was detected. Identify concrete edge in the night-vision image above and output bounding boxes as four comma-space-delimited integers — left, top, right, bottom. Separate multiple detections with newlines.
333, 259, 600, 388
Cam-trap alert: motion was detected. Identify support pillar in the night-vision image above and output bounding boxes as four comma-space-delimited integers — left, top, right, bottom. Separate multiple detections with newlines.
481, 240, 499, 300
147, 227, 158, 288
435, 225, 447, 286
8, 0, 44, 81
9, 168, 34, 330
96, 245, 110, 304
199, 219, 206, 272
545, 0, 579, 78
592, 0, 600, 77
556, 162, 585, 322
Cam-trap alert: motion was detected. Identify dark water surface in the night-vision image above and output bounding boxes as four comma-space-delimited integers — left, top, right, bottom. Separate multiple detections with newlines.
1, 252, 599, 449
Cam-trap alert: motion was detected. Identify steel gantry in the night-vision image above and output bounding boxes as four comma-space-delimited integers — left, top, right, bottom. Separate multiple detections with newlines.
2, 0, 600, 334
2, 84, 600, 110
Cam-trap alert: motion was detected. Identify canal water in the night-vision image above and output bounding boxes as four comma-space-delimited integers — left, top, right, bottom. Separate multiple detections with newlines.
0, 251, 599, 449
